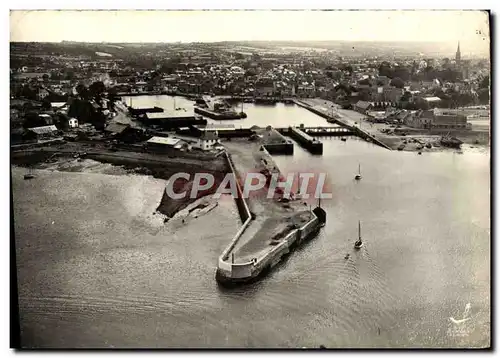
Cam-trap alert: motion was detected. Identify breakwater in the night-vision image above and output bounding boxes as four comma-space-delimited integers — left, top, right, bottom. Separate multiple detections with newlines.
216, 148, 326, 286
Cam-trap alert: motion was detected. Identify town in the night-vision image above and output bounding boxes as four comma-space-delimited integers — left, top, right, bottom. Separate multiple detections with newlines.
10, 41, 490, 155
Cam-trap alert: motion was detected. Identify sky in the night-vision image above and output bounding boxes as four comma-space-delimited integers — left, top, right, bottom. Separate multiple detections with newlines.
9, 10, 490, 54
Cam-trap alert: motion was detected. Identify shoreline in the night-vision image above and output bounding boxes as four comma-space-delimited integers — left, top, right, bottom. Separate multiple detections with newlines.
293, 98, 490, 152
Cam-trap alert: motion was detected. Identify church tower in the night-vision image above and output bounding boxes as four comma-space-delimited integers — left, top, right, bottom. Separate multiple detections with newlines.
455, 41, 461, 65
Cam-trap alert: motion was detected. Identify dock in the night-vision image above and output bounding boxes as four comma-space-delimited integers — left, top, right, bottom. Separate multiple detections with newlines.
194, 95, 247, 120
138, 111, 207, 129
128, 106, 164, 116
293, 99, 392, 150
259, 128, 294, 155
278, 126, 323, 155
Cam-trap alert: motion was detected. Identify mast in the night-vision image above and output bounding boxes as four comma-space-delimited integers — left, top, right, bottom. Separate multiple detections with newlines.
358, 220, 361, 241
358, 163, 361, 175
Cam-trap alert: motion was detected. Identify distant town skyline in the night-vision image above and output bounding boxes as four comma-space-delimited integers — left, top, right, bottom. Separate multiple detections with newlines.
10, 10, 490, 55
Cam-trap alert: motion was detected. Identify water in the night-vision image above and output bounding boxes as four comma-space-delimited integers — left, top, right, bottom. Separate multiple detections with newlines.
13, 99, 490, 348
123, 95, 337, 129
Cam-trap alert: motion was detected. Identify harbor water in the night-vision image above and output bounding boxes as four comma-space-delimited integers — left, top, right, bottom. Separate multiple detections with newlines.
13, 96, 490, 348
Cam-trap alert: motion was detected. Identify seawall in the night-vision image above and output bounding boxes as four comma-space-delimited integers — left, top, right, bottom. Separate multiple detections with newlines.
216, 145, 326, 286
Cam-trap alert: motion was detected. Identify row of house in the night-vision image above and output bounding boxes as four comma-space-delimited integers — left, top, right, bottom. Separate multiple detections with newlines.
384, 108, 471, 130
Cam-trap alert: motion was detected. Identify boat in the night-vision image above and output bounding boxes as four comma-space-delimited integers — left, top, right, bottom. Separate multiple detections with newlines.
23, 167, 35, 180
354, 221, 363, 249
440, 133, 463, 149
344, 253, 350, 260
418, 151, 422, 155
341, 137, 347, 142
354, 164, 362, 180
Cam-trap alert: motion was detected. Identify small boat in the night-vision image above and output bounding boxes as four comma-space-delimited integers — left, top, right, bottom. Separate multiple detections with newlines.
341, 137, 347, 142
418, 151, 422, 155
354, 220, 363, 249
344, 253, 350, 260
24, 167, 35, 180
440, 133, 463, 149
354, 164, 362, 180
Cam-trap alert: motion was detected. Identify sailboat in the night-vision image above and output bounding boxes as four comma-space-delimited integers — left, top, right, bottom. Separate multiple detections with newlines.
239, 101, 247, 118
355, 164, 362, 180
24, 166, 35, 180
354, 220, 363, 249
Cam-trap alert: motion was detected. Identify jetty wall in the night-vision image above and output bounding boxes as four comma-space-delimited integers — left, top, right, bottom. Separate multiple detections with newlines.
217, 151, 253, 275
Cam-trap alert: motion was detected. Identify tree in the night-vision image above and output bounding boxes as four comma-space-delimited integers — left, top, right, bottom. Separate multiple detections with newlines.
358, 78, 371, 86
390, 77, 405, 89
76, 83, 89, 100
378, 61, 393, 78
41, 98, 51, 110
23, 112, 46, 129
479, 75, 490, 89
400, 91, 412, 102
477, 88, 490, 104
89, 81, 106, 100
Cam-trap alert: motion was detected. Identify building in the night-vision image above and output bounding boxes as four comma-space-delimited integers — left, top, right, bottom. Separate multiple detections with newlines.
146, 136, 185, 152
37, 88, 49, 101
27, 125, 59, 141
405, 109, 470, 130
104, 122, 130, 137
422, 96, 443, 108
38, 113, 53, 125
455, 41, 461, 67
68, 118, 79, 128
51, 102, 67, 110
196, 131, 221, 151
383, 87, 403, 103
403, 110, 431, 129
353, 100, 373, 114
432, 109, 470, 130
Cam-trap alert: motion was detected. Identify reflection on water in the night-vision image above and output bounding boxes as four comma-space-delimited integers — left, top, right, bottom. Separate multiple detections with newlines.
13, 100, 490, 348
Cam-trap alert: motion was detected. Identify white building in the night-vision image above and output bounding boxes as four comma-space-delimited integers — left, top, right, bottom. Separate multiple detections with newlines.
68, 118, 79, 128
196, 131, 221, 151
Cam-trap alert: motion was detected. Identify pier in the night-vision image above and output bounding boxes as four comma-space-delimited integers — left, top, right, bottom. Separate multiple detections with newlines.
277, 126, 323, 155
301, 126, 355, 136
293, 99, 392, 150
260, 128, 294, 155
216, 144, 326, 286
194, 95, 247, 120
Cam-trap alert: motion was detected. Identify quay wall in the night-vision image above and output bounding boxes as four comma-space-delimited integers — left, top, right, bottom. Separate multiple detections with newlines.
286, 127, 323, 155
293, 100, 392, 150
217, 151, 253, 275
252, 213, 320, 275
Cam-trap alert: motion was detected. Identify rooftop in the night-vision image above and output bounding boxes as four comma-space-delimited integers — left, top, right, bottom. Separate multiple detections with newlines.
28, 125, 58, 134
147, 136, 181, 146
146, 111, 194, 120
